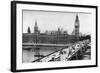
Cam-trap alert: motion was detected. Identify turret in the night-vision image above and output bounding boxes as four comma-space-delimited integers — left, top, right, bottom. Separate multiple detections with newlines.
75, 14, 80, 41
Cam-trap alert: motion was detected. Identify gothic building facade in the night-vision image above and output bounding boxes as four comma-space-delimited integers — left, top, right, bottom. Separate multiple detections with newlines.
23, 14, 80, 44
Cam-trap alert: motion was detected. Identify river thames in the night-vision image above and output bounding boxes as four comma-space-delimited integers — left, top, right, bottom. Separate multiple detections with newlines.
22, 45, 91, 63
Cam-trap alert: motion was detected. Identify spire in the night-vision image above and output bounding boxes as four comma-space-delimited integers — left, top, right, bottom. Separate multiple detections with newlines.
75, 14, 80, 41
75, 14, 79, 22
75, 14, 79, 27
34, 20, 39, 34
27, 26, 31, 33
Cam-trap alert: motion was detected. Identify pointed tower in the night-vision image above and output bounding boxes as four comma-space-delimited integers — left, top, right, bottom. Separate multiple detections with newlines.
34, 20, 39, 34
27, 26, 31, 33
75, 14, 80, 41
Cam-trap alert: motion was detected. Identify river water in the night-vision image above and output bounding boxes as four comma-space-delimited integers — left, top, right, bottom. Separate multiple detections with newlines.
22, 46, 91, 63
22, 46, 63, 63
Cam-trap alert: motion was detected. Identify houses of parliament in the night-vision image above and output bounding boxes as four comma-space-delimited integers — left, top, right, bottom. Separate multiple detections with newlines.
23, 14, 80, 44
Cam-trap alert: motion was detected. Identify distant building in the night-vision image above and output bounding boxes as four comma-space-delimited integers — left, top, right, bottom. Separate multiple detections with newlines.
45, 28, 68, 35
34, 21, 40, 34
23, 15, 80, 44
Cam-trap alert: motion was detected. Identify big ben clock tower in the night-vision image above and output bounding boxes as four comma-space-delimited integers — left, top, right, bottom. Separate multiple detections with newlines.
75, 14, 80, 41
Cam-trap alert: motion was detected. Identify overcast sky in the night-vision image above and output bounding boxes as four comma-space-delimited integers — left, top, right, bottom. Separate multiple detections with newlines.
23, 10, 91, 35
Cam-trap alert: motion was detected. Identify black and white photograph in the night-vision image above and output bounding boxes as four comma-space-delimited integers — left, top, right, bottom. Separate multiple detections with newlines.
22, 10, 91, 63
11, 1, 97, 72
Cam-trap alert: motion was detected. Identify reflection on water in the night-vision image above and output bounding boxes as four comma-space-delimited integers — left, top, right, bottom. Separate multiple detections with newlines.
22, 46, 62, 63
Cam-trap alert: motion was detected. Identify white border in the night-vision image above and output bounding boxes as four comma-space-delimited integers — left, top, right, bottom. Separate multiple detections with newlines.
16, 3, 96, 70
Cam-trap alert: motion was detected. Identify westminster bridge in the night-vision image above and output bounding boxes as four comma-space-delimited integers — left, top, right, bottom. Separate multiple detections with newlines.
23, 40, 91, 62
